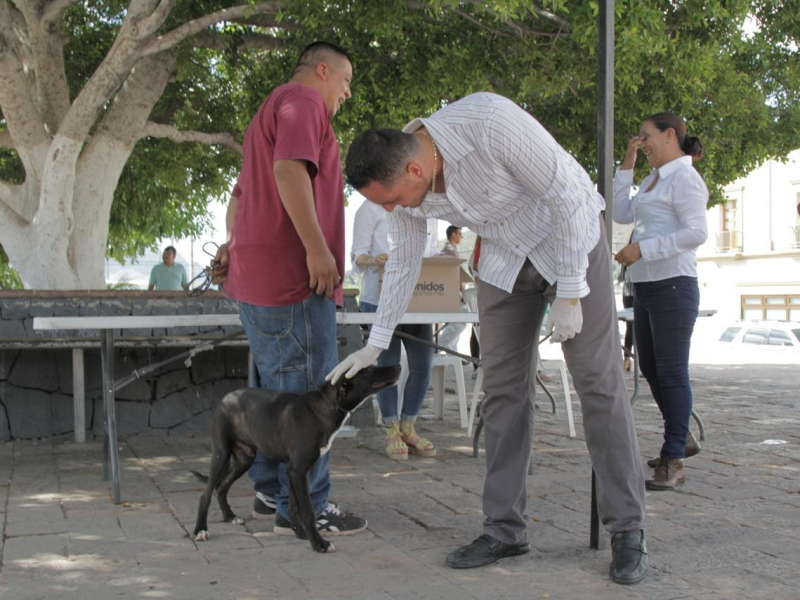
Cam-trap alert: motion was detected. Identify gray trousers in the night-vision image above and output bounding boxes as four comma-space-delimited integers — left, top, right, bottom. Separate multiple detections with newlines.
477, 223, 646, 544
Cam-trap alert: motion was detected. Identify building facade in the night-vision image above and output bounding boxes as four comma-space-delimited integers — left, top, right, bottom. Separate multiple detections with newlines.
697, 149, 800, 323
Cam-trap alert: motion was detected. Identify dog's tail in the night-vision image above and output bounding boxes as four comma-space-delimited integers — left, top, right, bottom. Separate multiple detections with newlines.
191, 470, 209, 483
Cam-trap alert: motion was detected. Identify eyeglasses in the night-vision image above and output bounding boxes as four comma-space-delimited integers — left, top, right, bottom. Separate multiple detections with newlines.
186, 242, 221, 297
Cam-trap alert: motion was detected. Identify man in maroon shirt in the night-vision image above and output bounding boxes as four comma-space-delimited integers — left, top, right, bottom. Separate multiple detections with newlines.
212, 41, 365, 537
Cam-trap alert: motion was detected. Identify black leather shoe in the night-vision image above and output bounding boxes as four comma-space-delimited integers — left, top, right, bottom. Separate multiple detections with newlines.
446, 534, 530, 569
610, 530, 649, 584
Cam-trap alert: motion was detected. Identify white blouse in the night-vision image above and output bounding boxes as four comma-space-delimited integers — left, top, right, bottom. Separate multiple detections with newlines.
613, 155, 709, 283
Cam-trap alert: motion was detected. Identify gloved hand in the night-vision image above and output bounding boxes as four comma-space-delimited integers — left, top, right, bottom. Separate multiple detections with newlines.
546, 297, 583, 343
326, 345, 382, 383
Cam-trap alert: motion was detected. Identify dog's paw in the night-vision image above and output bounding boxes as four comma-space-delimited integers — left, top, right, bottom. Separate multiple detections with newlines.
230, 516, 245, 525
314, 539, 335, 553
194, 530, 209, 542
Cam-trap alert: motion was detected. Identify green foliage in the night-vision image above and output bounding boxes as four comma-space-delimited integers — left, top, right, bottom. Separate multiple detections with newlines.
63, 1, 245, 263
221, 0, 799, 208
4, 0, 796, 272
0, 246, 23, 290
106, 276, 139, 290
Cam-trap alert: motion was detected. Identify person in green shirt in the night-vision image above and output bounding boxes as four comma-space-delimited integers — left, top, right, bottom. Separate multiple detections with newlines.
148, 246, 188, 291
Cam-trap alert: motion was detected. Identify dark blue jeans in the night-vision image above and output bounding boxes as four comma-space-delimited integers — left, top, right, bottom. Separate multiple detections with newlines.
360, 301, 433, 423
238, 295, 336, 520
633, 276, 699, 459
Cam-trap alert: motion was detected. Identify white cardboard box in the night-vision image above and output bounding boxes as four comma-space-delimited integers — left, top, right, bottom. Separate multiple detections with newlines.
380, 257, 473, 313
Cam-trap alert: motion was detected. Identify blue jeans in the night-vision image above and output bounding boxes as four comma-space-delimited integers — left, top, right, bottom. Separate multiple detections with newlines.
633, 276, 699, 459
360, 302, 433, 423
239, 295, 337, 519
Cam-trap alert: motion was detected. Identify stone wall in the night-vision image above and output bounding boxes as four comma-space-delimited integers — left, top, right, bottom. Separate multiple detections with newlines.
0, 290, 367, 441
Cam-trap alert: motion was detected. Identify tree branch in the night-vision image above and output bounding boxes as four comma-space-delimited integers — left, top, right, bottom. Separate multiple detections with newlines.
0, 180, 22, 238
0, 177, 30, 223
450, 8, 516, 38
528, 3, 571, 30
408, 1, 569, 39
137, 0, 178, 38
191, 30, 283, 52
141, 1, 284, 57
142, 122, 243, 155
0, 178, 19, 207
0, 130, 13, 149
42, 0, 82, 21
0, 2, 50, 180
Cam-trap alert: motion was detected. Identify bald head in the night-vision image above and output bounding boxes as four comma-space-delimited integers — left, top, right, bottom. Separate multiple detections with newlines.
290, 41, 353, 118
294, 41, 353, 75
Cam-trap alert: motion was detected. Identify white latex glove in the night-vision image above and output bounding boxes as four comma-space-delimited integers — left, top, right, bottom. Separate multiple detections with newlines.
546, 298, 583, 343
326, 345, 382, 383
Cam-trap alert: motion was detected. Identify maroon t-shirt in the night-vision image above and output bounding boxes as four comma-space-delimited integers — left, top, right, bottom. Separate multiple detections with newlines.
225, 83, 345, 307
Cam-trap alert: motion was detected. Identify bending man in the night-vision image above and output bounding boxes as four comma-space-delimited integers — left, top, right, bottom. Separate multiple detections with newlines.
329, 93, 648, 584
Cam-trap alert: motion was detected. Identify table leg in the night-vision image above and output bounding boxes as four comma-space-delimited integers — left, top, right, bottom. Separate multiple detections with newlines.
72, 348, 85, 443
248, 350, 257, 387
629, 319, 640, 406
101, 329, 121, 504
472, 412, 483, 458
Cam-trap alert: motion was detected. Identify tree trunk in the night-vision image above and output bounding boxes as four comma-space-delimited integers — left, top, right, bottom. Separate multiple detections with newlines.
0, 2, 270, 289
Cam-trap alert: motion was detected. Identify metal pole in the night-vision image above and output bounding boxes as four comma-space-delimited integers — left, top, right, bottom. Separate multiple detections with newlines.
72, 348, 85, 443
591, 0, 615, 551
598, 0, 615, 250
101, 329, 122, 504
248, 350, 258, 388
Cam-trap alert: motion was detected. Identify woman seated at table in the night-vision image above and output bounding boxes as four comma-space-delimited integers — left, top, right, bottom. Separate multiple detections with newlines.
613, 112, 708, 490
351, 200, 440, 460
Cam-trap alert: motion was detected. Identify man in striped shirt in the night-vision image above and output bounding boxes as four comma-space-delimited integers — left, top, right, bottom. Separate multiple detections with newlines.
328, 93, 648, 584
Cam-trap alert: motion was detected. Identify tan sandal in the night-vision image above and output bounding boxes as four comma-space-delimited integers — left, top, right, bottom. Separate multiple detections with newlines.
399, 421, 436, 458
385, 422, 408, 461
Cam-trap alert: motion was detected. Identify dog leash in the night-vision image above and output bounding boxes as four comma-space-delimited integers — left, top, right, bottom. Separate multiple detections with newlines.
113, 328, 246, 392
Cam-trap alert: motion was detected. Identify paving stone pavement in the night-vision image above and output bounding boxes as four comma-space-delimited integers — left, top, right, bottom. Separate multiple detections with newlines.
1, 363, 800, 599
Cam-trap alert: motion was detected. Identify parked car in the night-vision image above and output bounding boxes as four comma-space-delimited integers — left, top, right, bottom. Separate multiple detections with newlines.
718, 321, 800, 348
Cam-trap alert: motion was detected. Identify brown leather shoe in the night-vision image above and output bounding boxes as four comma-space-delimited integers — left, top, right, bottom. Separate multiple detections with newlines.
645, 458, 685, 490
646, 432, 701, 468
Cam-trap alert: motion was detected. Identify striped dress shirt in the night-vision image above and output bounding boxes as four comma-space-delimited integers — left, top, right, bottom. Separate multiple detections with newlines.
368, 93, 604, 349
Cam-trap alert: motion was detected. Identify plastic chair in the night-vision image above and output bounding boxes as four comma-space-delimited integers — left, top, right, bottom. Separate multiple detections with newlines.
432, 354, 468, 428
539, 357, 575, 438
375, 346, 469, 430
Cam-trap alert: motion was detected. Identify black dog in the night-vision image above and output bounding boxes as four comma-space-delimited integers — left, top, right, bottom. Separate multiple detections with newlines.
193, 364, 400, 553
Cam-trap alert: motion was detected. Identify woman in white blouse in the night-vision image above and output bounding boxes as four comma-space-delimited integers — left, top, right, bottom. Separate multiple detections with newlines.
351, 200, 440, 460
613, 112, 708, 491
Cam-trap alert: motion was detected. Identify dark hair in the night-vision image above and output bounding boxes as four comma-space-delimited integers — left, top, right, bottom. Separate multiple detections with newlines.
345, 128, 420, 189
645, 112, 704, 161
163, 246, 177, 255
295, 41, 353, 72
446, 225, 461, 240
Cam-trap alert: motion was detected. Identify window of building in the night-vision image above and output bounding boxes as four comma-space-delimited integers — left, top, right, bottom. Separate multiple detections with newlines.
718, 191, 742, 252
741, 295, 800, 321
793, 191, 800, 249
